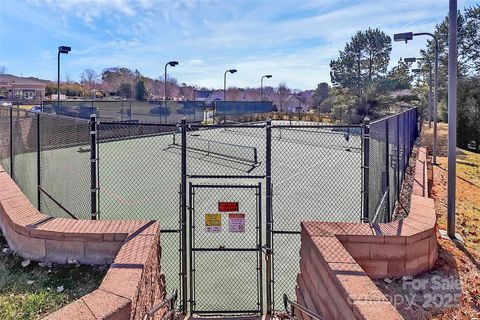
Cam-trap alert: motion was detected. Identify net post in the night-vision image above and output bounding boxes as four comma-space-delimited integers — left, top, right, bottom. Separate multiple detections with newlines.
180, 118, 188, 315
90, 114, 98, 220
362, 116, 370, 223
37, 113, 41, 211
265, 119, 273, 314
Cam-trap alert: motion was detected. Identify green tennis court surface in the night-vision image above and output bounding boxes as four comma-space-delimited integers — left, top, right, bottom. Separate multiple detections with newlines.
6, 120, 362, 312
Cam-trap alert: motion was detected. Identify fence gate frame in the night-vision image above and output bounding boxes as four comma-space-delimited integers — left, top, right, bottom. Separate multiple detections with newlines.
187, 182, 263, 315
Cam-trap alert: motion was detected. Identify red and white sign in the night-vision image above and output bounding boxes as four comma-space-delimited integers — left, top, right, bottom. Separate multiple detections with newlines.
218, 202, 239, 212
228, 213, 245, 233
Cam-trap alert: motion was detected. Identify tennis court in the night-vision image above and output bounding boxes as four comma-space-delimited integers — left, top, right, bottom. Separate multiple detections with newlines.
0, 105, 419, 314
64, 120, 361, 312
1, 111, 363, 314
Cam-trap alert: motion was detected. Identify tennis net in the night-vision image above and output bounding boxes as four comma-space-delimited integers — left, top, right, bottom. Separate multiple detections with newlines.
172, 133, 258, 164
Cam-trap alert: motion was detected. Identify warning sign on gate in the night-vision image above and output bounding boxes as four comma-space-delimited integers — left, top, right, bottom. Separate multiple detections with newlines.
218, 201, 239, 212
228, 213, 245, 233
205, 213, 222, 233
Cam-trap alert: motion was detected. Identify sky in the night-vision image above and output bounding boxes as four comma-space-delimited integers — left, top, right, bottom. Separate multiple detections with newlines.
0, 0, 478, 90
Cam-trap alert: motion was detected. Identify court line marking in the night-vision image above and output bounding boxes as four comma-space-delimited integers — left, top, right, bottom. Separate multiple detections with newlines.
274, 152, 340, 186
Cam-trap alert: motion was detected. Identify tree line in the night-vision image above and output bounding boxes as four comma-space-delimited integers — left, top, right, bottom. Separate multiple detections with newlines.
47, 67, 313, 110
310, 5, 479, 151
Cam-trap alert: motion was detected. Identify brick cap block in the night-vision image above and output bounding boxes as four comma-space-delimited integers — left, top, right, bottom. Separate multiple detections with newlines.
298, 147, 436, 320
0, 165, 164, 320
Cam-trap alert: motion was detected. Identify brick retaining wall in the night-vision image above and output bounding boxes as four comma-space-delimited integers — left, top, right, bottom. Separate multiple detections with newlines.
0, 166, 168, 320
296, 147, 436, 320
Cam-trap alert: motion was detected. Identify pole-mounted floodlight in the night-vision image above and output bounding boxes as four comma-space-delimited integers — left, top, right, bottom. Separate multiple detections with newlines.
394, 31, 439, 164
224, 69, 237, 101
404, 57, 433, 128
57, 46, 71, 112
58, 46, 71, 54
411, 68, 422, 73
394, 32, 413, 43
164, 61, 179, 123
261, 75, 272, 101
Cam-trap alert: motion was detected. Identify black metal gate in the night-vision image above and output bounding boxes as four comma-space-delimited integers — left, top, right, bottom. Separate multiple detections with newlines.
188, 183, 263, 315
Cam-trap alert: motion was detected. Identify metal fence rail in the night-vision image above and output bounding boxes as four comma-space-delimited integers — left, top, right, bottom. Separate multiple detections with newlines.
0, 105, 419, 315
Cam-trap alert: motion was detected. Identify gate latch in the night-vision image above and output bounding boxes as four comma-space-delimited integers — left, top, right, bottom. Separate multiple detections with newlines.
261, 245, 272, 255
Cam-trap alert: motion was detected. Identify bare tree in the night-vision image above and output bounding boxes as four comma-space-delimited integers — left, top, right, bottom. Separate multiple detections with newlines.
80, 68, 98, 90
277, 82, 291, 111
180, 85, 194, 100
227, 87, 242, 101
65, 73, 73, 84
0, 66, 5, 75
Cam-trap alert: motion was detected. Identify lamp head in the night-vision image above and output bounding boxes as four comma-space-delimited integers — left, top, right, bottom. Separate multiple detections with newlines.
168, 61, 179, 67
394, 32, 413, 43
58, 46, 71, 54
411, 68, 422, 73
403, 57, 417, 63
228, 69, 237, 74
265, 75, 272, 78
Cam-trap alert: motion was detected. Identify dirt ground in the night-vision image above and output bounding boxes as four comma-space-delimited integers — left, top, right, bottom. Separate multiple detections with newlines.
374, 123, 480, 319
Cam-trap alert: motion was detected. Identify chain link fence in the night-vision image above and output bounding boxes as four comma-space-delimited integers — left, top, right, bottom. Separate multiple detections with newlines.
11, 109, 38, 208
41, 100, 206, 123
367, 108, 419, 223
39, 114, 91, 219
270, 121, 363, 309
0, 105, 419, 315
0, 107, 12, 174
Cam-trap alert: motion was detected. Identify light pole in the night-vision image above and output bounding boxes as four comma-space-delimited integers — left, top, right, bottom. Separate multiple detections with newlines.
447, 0, 457, 239
394, 32, 439, 164
224, 69, 237, 101
261, 75, 272, 101
164, 61, 179, 123
405, 57, 433, 128
57, 46, 71, 113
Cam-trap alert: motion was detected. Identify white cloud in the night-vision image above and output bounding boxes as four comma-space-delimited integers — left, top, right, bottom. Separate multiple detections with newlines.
4, 0, 479, 89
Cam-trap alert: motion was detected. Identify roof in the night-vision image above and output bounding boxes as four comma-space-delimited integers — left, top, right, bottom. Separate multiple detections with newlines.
0, 74, 49, 86
195, 90, 214, 99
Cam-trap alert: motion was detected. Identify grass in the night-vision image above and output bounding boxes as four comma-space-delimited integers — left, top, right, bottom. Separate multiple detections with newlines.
420, 122, 480, 318
0, 234, 107, 320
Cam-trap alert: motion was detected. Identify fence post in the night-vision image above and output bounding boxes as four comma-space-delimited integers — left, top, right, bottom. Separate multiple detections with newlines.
9, 107, 13, 179
129, 101, 132, 122
362, 116, 370, 223
90, 114, 98, 220
180, 118, 187, 315
37, 113, 41, 211
408, 111, 411, 157
404, 113, 408, 170
385, 119, 390, 222
396, 115, 401, 200
265, 119, 273, 314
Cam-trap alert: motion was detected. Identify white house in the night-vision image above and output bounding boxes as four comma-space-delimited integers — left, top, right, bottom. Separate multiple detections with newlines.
203, 90, 224, 106
285, 95, 309, 113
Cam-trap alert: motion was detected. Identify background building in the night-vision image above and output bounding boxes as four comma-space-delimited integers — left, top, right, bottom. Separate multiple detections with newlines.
0, 74, 47, 100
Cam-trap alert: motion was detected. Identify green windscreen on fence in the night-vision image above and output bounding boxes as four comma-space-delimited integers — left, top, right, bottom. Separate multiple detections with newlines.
214, 101, 273, 115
